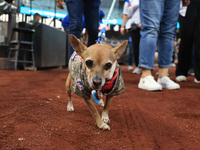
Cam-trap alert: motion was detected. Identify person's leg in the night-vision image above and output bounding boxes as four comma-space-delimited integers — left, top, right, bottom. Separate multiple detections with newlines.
132, 28, 140, 67
128, 38, 134, 67
157, 0, 180, 78
84, 0, 101, 46
138, 0, 164, 91
139, 0, 164, 76
156, 0, 180, 89
130, 28, 141, 74
194, 1, 200, 81
176, 3, 197, 78
65, 0, 84, 58
188, 44, 195, 76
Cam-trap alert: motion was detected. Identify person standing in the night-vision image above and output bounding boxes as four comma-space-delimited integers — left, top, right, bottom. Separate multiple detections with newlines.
120, 0, 141, 74
138, 0, 190, 91
176, 0, 200, 84
29, 13, 41, 28
56, 0, 101, 59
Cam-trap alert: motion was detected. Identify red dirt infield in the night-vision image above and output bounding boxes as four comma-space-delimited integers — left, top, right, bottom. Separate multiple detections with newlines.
0, 66, 200, 150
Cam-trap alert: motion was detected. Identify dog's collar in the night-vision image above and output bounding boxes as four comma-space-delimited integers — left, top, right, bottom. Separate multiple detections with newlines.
102, 67, 118, 93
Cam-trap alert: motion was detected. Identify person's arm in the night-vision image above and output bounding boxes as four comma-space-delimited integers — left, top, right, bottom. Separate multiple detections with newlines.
56, 0, 64, 9
120, 2, 129, 35
182, 0, 190, 6
120, 14, 128, 35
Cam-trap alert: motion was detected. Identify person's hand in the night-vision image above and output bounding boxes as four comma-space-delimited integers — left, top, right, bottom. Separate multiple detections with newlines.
138, 23, 142, 28
56, 0, 65, 9
182, 0, 190, 6
120, 27, 125, 35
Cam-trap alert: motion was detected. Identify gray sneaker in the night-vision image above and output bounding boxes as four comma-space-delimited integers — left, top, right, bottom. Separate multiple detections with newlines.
133, 67, 141, 74
176, 75, 187, 82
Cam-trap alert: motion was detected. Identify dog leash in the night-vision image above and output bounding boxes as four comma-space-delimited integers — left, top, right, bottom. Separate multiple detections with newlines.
96, 0, 131, 43
92, 0, 128, 103
92, 0, 117, 104
96, 0, 117, 43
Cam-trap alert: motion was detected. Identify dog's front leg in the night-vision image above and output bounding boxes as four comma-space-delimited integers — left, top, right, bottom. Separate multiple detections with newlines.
85, 98, 110, 130
65, 74, 74, 111
102, 95, 113, 124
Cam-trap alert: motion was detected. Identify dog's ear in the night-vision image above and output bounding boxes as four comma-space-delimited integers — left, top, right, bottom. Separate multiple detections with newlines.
69, 34, 87, 57
112, 40, 128, 60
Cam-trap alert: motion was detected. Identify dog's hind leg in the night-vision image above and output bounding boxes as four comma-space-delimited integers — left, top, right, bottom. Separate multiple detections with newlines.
65, 74, 74, 111
85, 99, 110, 130
102, 95, 113, 124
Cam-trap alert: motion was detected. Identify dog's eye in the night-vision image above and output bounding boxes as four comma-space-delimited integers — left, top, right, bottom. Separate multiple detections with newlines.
104, 62, 112, 70
85, 60, 93, 68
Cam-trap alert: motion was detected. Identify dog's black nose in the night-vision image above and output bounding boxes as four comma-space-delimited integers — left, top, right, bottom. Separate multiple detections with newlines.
93, 78, 102, 87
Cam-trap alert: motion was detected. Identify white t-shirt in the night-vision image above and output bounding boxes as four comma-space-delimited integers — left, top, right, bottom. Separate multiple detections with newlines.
123, 0, 140, 29
179, 1, 188, 17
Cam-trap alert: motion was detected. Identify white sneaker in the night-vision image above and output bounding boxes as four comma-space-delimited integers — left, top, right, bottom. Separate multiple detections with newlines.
133, 67, 141, 74
138, 75, 162, 91
194, 78, 200, 83
158, 76, 180, 90
176, 75, 187, 82
128, 66, 133, 70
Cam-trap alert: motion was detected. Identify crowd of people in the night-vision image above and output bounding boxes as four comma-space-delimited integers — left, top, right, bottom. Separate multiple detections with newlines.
56, 0, 199, 92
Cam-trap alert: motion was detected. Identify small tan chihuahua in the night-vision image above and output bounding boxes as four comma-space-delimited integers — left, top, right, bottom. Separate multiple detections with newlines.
65, 35, 128, 130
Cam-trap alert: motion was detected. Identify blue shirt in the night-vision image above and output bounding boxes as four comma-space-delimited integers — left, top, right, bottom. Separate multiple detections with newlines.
62, 14, 86, 30
99, 9, 105, 23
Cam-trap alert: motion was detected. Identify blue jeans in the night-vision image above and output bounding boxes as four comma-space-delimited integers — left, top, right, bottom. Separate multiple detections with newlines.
65, 0, 100, 58
139, 0, 180, 70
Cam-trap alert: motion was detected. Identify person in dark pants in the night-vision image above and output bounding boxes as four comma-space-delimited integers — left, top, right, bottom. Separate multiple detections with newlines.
120, 0, 141, 74
129, 26, 140, 73
176, 0, 200, 83
56, 0, 101, 59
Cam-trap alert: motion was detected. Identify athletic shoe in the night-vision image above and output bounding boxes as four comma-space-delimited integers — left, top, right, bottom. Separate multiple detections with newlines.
132, 67, 141, 74
128, 66, 133, 70
188, 69, 195, 76
158, 76, 180, 90
194, 78, 200, 83
176, 75, 187, 82
138, 75, 162, 91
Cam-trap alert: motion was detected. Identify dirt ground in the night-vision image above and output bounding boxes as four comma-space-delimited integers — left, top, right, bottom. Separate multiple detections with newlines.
0, 66, 200, 150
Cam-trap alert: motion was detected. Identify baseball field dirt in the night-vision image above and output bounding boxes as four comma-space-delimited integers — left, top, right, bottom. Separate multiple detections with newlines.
0, 66, 200, 150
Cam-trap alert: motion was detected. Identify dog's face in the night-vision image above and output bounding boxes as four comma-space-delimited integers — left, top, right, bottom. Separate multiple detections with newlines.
69, 35, 128, 90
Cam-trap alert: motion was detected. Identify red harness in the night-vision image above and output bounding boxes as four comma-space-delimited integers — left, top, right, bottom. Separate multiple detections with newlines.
102, 67, 118, 93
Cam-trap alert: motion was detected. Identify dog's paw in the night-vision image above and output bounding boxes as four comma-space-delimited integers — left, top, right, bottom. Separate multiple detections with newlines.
67, 102, 74, 112
67, 105, 74, 111
98, 99, 104, 107
99, 122, 110, 130
102, 111, 110, 124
